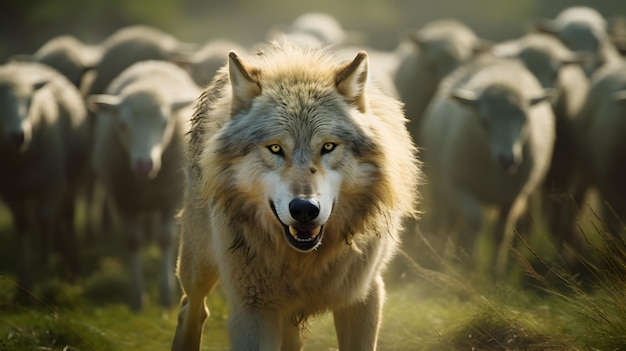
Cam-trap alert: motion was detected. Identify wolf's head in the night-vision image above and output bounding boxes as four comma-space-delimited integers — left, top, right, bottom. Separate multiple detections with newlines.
198, 44, 408, 254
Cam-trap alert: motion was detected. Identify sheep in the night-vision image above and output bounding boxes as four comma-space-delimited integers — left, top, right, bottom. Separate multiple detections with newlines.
394, 19, 489, 145
172, 39, 247, 88
10, 35, 101, 89
87, 60, 199, 311
0, 61, 90, 298
495, 33, 590, 255
78, 25, 195, 238
11, 37, 102, 238
531, 6, 622, 77
576, 61, 626, 237
81, 25, 195, 97
419, 55, 555, 275
265, 12, 365, 50
288, 12, 347, 45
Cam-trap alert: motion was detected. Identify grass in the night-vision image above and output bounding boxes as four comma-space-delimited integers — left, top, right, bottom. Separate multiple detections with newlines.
1, 197, 625, 351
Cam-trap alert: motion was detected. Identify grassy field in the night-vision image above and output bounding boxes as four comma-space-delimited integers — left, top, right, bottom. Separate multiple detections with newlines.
0, 198, 625, 351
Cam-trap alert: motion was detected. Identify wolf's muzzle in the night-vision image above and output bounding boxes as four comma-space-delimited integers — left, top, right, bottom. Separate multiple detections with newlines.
270, 199, 325, 253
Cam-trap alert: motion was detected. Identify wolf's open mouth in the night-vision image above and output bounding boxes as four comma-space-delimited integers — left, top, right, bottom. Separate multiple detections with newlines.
270, 202, 324, 252
286, 224, 324, 252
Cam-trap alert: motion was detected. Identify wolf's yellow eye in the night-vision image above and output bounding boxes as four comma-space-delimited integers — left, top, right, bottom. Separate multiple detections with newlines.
268, 144, 283, 155
321, 142, 336, 154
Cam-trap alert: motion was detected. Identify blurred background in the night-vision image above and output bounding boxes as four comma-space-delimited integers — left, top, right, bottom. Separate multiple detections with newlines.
1, 1, 626, 350
2, 0, 625, 60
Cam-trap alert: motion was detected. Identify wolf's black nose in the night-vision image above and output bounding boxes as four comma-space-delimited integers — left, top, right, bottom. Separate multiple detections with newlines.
289, 198, 320, 222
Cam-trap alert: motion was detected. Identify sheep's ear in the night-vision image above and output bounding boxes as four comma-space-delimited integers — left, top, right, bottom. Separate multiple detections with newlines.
450, 89, 479, 109
472, 39, 494, 56
228, 50, 261, 116
77, 65, 96, 86
561, 52, 593, 67
32, 79, 49, 91
170, 53, 199, 72
530, 88, 557, 106
87, 94, 121, 114
171, 98, 195, 111
529, 18, 558, 35
7, 54, 33, 63
612, 90, 626, 104
409, 32, 425, 49
336, 50, 368, 113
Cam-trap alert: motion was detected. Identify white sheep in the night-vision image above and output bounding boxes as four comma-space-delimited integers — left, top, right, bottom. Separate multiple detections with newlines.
0, 61, 90, 298
172, 39, 247, 88
82, 25, 195, 97
577, 61, 626, 237
496, 33, 590, 255
531, 6, 622, 77
394, 19, 489, 145
10, 35, 100, 88
420, 56, 555, 275
87, 60, 199, 311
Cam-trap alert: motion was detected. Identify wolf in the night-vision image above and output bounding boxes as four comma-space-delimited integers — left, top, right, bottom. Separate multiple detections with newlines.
170, 43, 421, 351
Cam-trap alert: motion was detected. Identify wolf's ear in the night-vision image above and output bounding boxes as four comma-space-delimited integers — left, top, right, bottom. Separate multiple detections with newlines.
336, 51, 368, 113
228, 50, 261, 116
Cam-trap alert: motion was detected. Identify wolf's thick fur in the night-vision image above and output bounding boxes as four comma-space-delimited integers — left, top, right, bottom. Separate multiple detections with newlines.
171, 43, 421, 351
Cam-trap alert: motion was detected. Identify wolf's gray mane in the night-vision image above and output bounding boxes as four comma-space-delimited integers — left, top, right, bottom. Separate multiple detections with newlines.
187, 66, 229, 178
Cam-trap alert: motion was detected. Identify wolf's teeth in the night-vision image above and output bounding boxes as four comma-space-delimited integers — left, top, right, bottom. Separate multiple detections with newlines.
288, 226, 322, 241
289, 226, 298, 237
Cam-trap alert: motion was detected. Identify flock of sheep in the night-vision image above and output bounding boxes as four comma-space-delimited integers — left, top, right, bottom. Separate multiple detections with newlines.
411, 7, 626, 274
1, 6, 625, 309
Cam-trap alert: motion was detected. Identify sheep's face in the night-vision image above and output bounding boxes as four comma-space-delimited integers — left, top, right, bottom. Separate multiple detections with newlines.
114, 93, 176, 180
558, 23, 603, 76
476, 99, 529, 174
451, 85, 551, 174
0, 80, 47, 152
88, 91, 184, 180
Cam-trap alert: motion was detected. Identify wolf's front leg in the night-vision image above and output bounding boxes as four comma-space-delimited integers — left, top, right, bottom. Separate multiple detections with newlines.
228, 308, 282, 351
281, 319, 303, 351
333, 275, 385, 351
171, 294, 209, 351
171, 228, 220, 351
